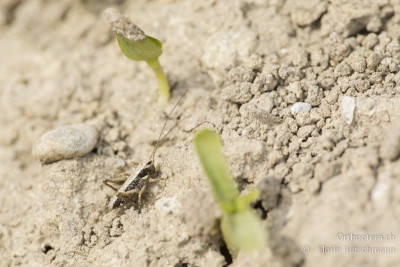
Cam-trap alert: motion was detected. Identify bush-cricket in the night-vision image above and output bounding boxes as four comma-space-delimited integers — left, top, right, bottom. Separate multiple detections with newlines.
103, 90, 188, 209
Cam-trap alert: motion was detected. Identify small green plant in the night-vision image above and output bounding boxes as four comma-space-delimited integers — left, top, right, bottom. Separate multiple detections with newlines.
194, 129, 266, 257
104, 8, 170, 108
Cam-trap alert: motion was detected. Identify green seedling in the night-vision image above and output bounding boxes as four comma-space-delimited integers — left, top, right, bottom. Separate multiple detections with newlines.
104, 8, 170, 108
194, 129, 266, 257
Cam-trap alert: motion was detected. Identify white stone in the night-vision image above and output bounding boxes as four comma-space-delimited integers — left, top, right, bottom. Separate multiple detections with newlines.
371, 177, 390, 209
32, 124, 98, 163
155, 197, 181, 214
341, 96, 356, 124
291, 102, 311, 115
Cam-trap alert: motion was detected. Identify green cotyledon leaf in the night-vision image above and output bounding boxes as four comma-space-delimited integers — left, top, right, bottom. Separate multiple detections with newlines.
116, 34, 162, 62
194, 129, 239, 206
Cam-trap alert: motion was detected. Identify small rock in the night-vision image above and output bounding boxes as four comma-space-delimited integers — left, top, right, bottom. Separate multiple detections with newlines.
110, 218, 123, 237
394, 71, 400, 86
380, 117, 400, 161
305, 84, 323, 106
114, 157, 126, 170
362, 33, 378, 49
349, 54, 366, 73
106, 127, 120, 142
310, 49, 329, 72
155, 197, 181, 214
291, 102, 311, 116
227, 66, 256, 83
32, 124, 98, 163
354, 79, 370, 92
251, 70, 279, 93
371, 176, 391, 209
290, 0, 327, 27
268, 150, 283, 167
288, 181, 301, 193
366, 53, 382, 70
307, 179, 320, 194
245, 54, 263, 70
288, 139, 300, 154
341, 96, 356, 124
221, 82, 253, 104
290, 47, 309, 68
278, 66, 303, 82
334, 62, 352, 77
386, 39, 400, 54
287, 82, 303, 99
297, 125, 316, 139
295, 111, 312, 126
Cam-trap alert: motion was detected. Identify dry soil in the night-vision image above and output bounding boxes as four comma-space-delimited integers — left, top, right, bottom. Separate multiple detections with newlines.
1, 0, 400, 266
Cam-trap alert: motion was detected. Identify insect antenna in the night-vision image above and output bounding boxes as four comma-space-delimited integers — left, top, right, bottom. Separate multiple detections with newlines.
150, 89, 189, 162
182, 121, 215, 133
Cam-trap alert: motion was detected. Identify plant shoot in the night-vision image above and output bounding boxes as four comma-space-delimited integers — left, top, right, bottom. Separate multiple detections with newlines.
104, 8, 170, 108
194, 129, 266, 257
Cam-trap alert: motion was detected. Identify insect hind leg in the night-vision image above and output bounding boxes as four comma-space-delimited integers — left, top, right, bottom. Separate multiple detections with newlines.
138, 184, 147, 206
117, 189, 139, 200
103, 177, 129, 191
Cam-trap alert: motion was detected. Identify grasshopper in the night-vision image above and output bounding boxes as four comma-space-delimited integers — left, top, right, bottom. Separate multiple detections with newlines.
103, 90, 187, 209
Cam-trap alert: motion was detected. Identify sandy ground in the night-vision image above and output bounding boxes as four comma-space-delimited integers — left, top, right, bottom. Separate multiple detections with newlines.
1, 0, 400, 266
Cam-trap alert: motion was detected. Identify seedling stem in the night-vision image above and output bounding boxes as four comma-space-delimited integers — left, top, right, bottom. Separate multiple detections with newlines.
147, 58, 170, 107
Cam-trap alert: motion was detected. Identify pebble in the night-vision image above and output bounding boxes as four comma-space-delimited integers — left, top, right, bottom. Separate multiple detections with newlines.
349, 53, 366, 73
291, 102, 311, 116
297, 125, 316, 139
110, 218, 123, 237
371, 177, 391, 209
32, 124, 98, 163
341, 96, 356, 124
379, 117, 400, 161
307, 179, 321, 194
267, 150, 283, 167
221, 83, 253, 104
155, 197, 181, 214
